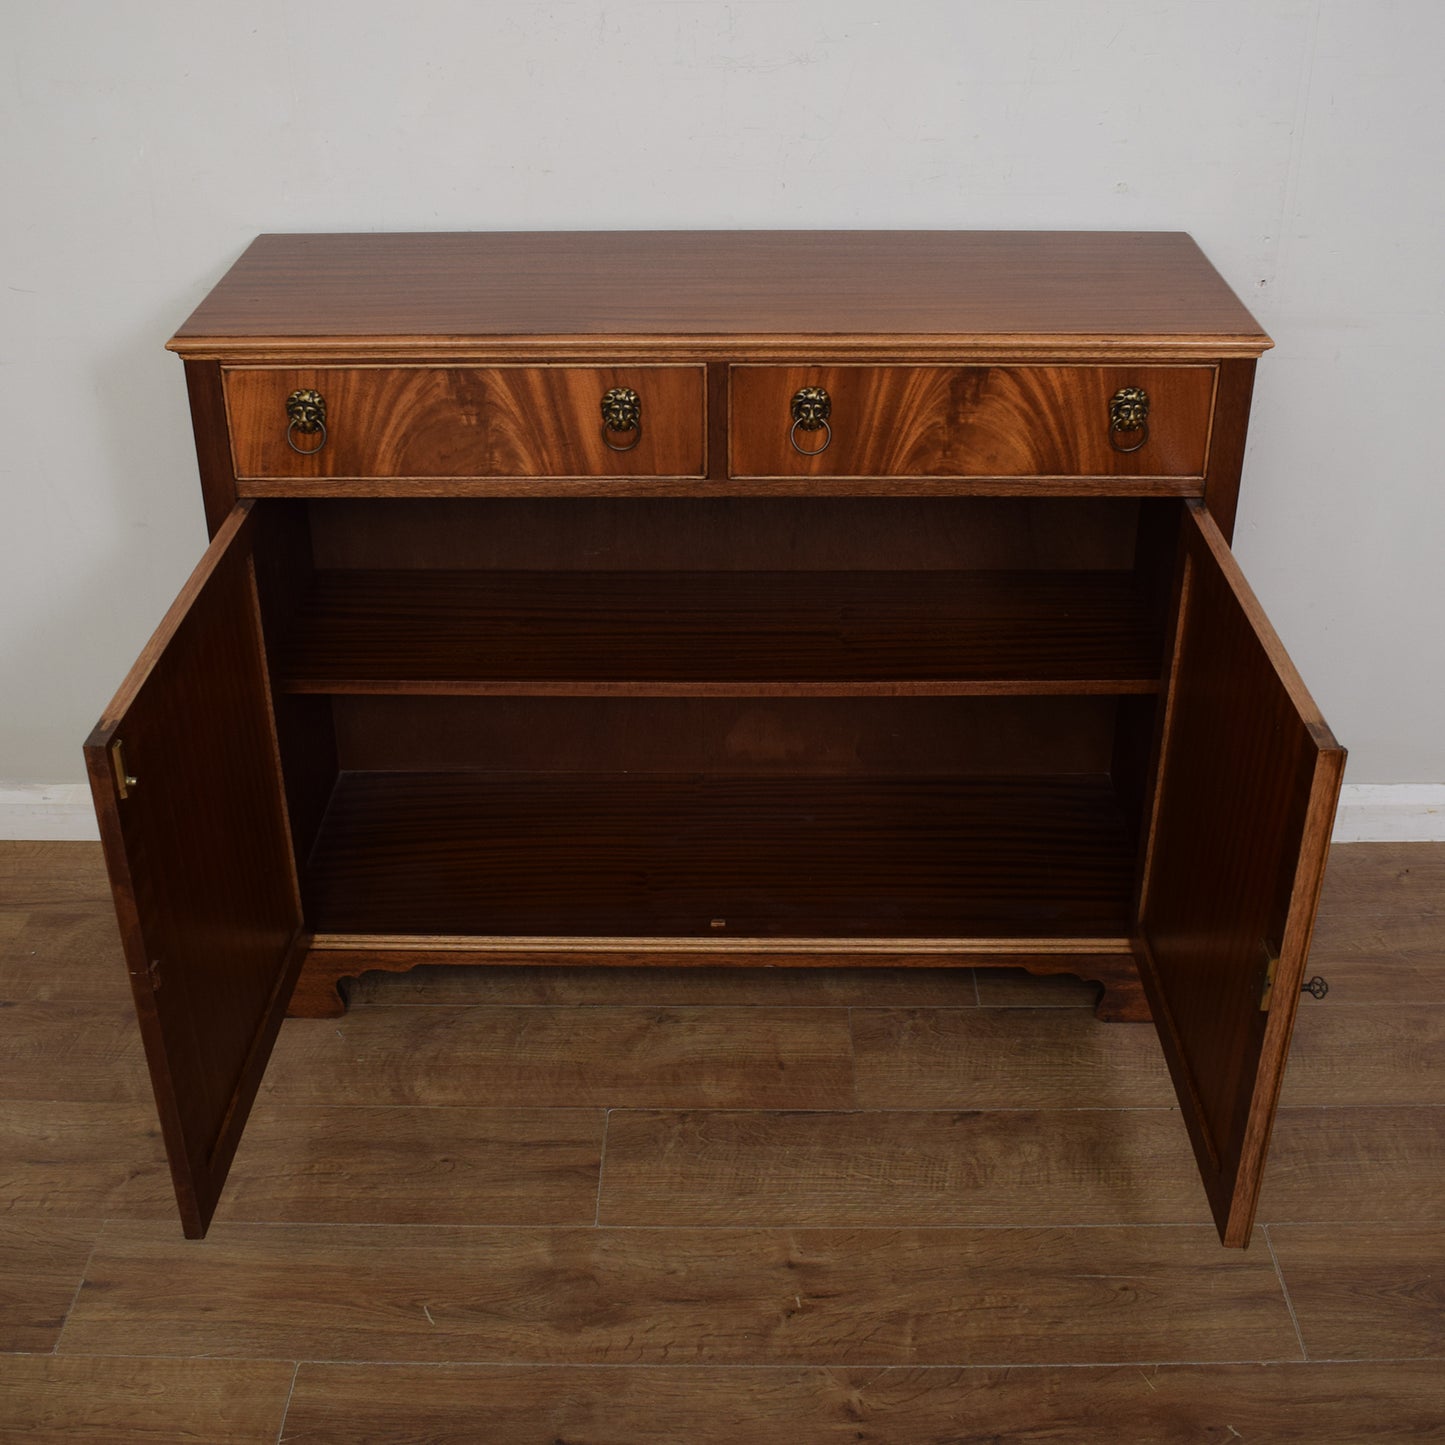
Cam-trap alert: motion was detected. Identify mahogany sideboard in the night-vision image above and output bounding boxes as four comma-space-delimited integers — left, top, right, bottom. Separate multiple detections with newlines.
85, 231, 1343, 1241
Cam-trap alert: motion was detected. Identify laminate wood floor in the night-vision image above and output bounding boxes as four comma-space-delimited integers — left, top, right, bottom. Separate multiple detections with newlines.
2, 840, 1442, 1442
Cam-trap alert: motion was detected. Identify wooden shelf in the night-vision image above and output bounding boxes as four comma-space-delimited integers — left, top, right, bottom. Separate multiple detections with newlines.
304, 771, 1136, 940
280, 570, 1162, 697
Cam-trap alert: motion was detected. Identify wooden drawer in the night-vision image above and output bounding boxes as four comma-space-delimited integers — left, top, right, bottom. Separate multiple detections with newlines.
225, 366, 706, 480
729, 366, 1214, 479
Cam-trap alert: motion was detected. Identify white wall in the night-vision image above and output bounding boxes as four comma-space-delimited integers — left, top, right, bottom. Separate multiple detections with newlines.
2, 0, 1442, 786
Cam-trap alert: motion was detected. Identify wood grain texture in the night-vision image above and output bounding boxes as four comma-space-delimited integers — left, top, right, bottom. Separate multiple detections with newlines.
730, 365, 1214, 478
183, 359, 240, 536
225, 365, 705, 479
1259, 1107, 1445, 1223
0, 840, 109, 907
330, 694, 1119, 777
261, 1006, 855, 1109
1200, 357, 1257, 541
0, 1355, 294, 1444
599, 1109, 1212, 1227
0, 1101, 175, 1218
169, 231, 1270, 359
281, 1362, 1445, 1445
291, 948, 1132, 1019
851, 1007, 1172, 1109
1136, 504, 1344, 1246
974, 967, 1099, 1008
239, 470, 1206, 501
60, 1222, 1291, 1365
215, 1105, 604, 1224
1269, 1224, 1445, 1360
280, 569, 1163, 696
249, 500, 340, 871
341, 962, 982, 1008
305, 495, 1144, 572
329, 958, 1129, 1013
7, 841, 1443, 1435
0, 1002, 149, 1102
957, 953, 1148, 1020
0, 1218, 99, 1352
0, 903, 136, 1006
304, 771, 1136, 940
83, 502, 305, 1237
1309, 842, 1445, 1003
1280, 1007, 1445, 1106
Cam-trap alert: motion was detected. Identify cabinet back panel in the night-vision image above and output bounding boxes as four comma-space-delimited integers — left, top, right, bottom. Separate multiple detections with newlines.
306, 497, 1141, 572
332, 695, 1117, 776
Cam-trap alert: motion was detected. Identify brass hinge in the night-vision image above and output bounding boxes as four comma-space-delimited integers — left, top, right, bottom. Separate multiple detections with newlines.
1259, 941, 1281, 1011
110, 738, 137, 800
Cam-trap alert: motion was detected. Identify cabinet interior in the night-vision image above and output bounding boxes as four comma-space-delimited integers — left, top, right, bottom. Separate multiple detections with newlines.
251, 495, 1183, 944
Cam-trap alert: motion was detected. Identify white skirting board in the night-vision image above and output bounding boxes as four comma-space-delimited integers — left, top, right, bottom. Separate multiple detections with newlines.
0, 783, 102, 841
1328, 784, 1445, 843
2, 780, 1443, 845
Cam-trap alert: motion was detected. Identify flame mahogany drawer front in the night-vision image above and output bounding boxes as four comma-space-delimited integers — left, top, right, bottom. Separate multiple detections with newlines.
728, 365, 1215, 479
224, 365, 708, 480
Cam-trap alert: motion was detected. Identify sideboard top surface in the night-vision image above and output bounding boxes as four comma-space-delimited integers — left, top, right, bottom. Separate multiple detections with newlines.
169, 230, 1271, 361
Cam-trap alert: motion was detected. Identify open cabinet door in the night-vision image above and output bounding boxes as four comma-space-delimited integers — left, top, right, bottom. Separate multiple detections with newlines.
1137, 502, 1344, 1247
85, 501, 305, 1237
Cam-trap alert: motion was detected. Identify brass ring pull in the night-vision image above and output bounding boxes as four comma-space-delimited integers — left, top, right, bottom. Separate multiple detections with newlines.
601, 387, 642, 452
1109, 421, 1148, 454
789, 386, 832, 456
285, 389, 328, 455
286, 418, 327, 455
1108, 386, 1149, 454
789, 416, 832, 456
602, 425, 641, 453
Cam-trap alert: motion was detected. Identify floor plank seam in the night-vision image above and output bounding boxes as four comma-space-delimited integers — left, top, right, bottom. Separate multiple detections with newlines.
23, 1353, 1439, 1369
594, 1108, 612, 1227
599, 1105, 1186, 1115
49, 1232, 101, 1356
1270, 1104, 1445, 1112
845, 1006, 862, 1111
58, 1220, 1265, 1233
1263, 1223, 1310, 1363
337, 1003, 916, 1012
274, 1360, 301, 1445
33, 1354, 1333, 1370
245, 1103, 1192, 1114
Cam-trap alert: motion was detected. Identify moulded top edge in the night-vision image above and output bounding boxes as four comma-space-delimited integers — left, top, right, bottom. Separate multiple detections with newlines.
166, 332, 1273, 362
169, 231, 1271, 353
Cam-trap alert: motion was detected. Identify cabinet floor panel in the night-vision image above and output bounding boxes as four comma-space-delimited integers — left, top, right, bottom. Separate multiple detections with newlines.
304, 772, 1135, 940
281, 571, 1162, 696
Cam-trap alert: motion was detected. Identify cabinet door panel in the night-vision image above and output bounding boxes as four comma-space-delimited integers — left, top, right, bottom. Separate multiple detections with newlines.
84, 501, 304, 1237
1136, 503, 1343, 1246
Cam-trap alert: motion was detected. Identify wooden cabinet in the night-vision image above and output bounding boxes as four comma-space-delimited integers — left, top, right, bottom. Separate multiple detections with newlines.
84, 231, 1343, 1243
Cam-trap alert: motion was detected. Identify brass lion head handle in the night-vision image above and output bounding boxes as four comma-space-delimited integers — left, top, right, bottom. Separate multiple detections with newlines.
286, 389, 327, 455
600, 387, 642, 452
789, 385, 832, 456
1108, 386, 1149, 454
